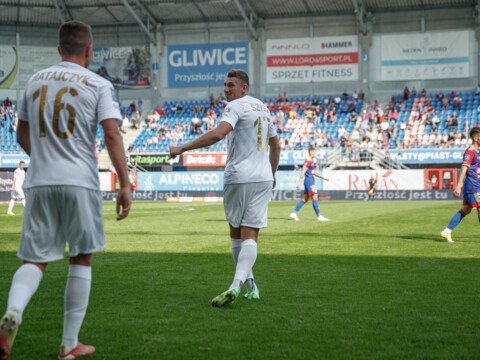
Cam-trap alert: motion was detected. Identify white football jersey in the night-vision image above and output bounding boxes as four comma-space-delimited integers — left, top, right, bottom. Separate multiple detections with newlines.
221, 95, 277, 184
13, 168, 26, 189
18, 61, 121, 190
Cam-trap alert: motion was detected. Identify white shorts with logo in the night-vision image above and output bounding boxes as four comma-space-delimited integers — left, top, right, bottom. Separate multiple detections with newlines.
11, 187, 25, 200
17, 186, 105, 262
223, 181, 273, 229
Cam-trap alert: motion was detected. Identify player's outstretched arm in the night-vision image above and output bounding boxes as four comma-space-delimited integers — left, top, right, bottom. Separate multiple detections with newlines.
314, 173, 329, 181
269, 136, 281, 189
170, 122, 233, 158
17, 120, 31, 155
102, 118, 132, 220
453, 165, 468, 198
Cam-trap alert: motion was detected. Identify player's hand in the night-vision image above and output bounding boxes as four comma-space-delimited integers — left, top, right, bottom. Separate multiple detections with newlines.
324, 177, 330, 181
116, 186, 132, 221
10, 186, 14, 191
169, 145, 182, 159
296, 184, 301, 190
453, 187, 461, 198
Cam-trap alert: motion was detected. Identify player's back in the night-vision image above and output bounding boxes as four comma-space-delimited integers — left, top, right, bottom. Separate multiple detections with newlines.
223, 95, 276, 184
19, 61, 120, 190
303, 160, 315, 183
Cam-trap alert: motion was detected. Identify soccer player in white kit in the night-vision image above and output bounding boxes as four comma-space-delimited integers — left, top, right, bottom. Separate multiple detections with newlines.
6, 161, 26, 215
170, 69, 281, 307
0, 21, 131, 360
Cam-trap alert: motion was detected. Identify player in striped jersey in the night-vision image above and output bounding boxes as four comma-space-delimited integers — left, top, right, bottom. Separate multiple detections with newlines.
441, 126, 480, 243
290, 148, 330, 221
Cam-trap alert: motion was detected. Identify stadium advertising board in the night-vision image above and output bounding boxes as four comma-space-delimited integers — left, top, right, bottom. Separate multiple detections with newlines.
0, 46, 59, 88
395, 149, 463, 164
90, 47, 150, 87
381, 31, 469, 81
0, 173, 13, 191
0, 154, 30, 169
183, 153, 227, 167
129, 154, 182, 167
323, 170, 424, 191
167, 42, 248, 87
137, 171, 224, 191
265, 36, 359, 83
279, 150, 327, 166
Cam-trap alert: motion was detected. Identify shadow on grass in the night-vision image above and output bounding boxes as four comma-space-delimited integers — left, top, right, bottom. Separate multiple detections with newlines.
0, 251, 479, 360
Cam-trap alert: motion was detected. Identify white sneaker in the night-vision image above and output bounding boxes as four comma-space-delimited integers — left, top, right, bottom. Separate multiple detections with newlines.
441, 230, 454, 243
290, 212, 300, 221
317, 215, 330, 221
0, 310, 20, 360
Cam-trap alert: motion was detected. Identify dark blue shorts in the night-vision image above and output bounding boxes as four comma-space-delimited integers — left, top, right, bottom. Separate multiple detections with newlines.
304, 181, 317, 196
463, 193, 480, 208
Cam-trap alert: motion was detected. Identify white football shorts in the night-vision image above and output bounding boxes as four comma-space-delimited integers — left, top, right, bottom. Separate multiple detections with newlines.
11, 187, 25, 200
223, 181, 273, 229
17, 186, 105, 262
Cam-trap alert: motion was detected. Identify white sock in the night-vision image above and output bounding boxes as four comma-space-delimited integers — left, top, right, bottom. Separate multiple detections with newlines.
7, 263, 44, 324
443, 228, 451, 234
232, 239, 256, 291
231, 239, 242, 263
21, 199, 25, 207
7, 199, 14, 212
62, 265, 92, 350
231, 239, 257, 289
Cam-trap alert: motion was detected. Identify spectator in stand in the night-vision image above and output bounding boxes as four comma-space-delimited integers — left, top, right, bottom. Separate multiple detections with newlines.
121, 114, 129, 133
358, 89, 365, 100
352, 90, 358, 100
129, 101, 136, 113
411, 87, 417, 97
420, 88, 427, 97
403, 87, 410, 101
476, 84, 480, 95
192, 114, 201, 134
341, 90, 348, 100
349, 112, 357, 123
312, 96, 319, 106
334, 94, 341, 105
137, 98, 143, 113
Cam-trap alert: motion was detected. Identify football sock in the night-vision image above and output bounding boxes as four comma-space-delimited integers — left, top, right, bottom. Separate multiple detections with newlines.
231, 238, 242, 263
446, 209, 467, 231
7, 199, 14, 212
293, 199, 306, 213
231, 239, 257, 289
7, 263, 44, 324
245, 277, 257, 292
232, 239, 255, 288
312, 200, 321, 217
21, 199, 25, 207
62, 265, 91, 350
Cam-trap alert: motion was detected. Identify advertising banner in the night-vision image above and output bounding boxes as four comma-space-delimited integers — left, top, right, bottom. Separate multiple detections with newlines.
0, 46, 59, 88
99, 190, 455, 202
90, 47, 150, 87
138, 171, 224, 191
323, 170, 424, 191
266, 36, 358, 83
129, 153, 182, 167
381, 31, 469, 81
0, 154, 30, 169
183, 153, 227, 167
167, 42, 248, 87
0, 172, 13, 191
279, 150, 328, 166
395, 149, 464, 164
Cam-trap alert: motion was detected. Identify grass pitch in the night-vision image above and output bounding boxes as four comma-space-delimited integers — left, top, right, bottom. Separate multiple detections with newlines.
0, 200, 479, 359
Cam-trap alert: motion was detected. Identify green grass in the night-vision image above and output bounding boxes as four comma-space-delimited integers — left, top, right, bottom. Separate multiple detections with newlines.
1, 201, 479, 359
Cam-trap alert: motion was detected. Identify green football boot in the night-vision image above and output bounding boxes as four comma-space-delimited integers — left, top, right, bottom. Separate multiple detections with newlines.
211, 287, 240, 307
244, 288, 260, 300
